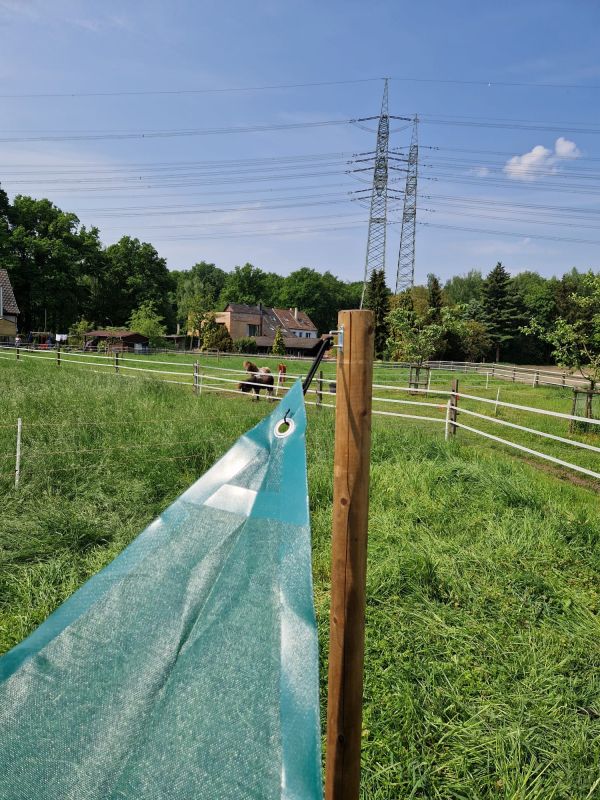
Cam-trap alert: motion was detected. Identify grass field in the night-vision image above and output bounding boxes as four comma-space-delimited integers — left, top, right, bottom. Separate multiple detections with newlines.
1, 359, 600, 798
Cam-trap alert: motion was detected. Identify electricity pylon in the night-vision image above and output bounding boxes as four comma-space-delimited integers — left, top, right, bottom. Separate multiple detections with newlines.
395, 115, 418, 294
360, 79, 389, 308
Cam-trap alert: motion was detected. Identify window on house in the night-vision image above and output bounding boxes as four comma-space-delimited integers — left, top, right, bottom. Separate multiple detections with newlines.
248, 324, 260, 336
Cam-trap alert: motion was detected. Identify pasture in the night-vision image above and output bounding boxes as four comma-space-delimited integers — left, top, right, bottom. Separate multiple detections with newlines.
1, 359, 599, 798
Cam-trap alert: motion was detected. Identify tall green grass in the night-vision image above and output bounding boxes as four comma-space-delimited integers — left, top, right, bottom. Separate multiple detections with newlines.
1, 360, 599, 798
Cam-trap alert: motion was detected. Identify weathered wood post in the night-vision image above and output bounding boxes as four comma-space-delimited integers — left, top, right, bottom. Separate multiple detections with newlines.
56, 346, 61, 367
325, 310, 374, 800
114, 351, 119, 374
316, 369, 323, 408
562, 372, 566, 388
570, 388, 577, 433
16, 345, 19, 362
448, 378, 459, 436
193, 361, 199, 396
512, 367, 516, 382
533, 370, 539, 388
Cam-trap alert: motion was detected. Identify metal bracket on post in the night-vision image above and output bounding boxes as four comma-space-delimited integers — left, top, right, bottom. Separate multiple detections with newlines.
329, 326, 344, 352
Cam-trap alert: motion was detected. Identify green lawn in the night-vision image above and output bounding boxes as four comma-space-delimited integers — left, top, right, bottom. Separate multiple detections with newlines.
1, 360, 599, 798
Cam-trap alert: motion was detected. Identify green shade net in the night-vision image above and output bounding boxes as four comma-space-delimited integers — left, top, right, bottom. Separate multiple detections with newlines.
0, 380, 323, 800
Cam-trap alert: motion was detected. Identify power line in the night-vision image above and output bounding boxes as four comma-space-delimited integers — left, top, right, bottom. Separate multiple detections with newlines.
0, 78, 384, 100
5, 74, 600, 101
416, 114, 600, 136
389, 76, 600, 91
418, 220, 600, 246
0, 118, 357, 144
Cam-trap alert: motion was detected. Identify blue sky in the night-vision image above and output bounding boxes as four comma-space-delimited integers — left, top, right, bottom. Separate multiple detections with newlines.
1, 0, 600, 286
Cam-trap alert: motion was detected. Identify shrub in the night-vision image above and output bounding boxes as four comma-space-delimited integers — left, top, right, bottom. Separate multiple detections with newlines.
232, 337, 258, 354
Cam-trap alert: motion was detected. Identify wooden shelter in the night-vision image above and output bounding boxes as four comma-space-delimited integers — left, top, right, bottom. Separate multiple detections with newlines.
84, 330, 150, 352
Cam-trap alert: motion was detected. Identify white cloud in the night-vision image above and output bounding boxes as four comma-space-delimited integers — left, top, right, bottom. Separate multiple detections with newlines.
504, 137, 581, 181
473, 166, 490, 177
554, 136, 580, 159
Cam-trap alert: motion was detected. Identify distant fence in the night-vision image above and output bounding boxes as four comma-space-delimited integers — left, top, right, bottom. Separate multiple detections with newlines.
424, 360, 591, 390
2, 346, 599, 486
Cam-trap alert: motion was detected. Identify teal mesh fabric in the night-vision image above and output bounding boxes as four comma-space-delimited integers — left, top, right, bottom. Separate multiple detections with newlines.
0, 381, 323, 800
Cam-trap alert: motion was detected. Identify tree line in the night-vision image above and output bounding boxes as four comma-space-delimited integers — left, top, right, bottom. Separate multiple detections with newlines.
0, 189, 362, 338
365, 262, 600, 385
1, 188, 598, 374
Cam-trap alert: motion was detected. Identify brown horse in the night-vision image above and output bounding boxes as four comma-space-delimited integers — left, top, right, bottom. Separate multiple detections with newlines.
239, 361, 274, 401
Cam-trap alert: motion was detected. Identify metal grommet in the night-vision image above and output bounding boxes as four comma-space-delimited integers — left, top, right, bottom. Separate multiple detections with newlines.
274, 416, 295, 438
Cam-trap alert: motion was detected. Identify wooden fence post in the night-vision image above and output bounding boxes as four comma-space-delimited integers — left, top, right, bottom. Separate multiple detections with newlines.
16, 345, 19, 362
316, 369, 323, 408
449, 378, 459, 436
325, 310, 374, 800
114, 352, 119, 374
534, 370, 539, 388
15, 418, 22, 489
56, 346, 61, 367
512, 367, 516, 382
570, 389, 577, 433
193, 361, 199, 395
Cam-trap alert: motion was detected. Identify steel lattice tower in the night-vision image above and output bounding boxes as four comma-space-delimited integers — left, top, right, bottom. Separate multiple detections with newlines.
360, 79, 389, 308
395, 115, 418, 294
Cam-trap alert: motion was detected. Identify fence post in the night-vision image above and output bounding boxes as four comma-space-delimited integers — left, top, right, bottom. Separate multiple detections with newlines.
316, 369, 323, 408
444, 399, 452, 441
562, 372, 566, 388
534, 370, 539, 388
512, 367, 516, 382
570, 389, 577, 433
16, 345, 19, 362
199, 368, 203, 396
491, 365, 495, 378
449, 378, 459, 436
15, 417, 22, 489
114, 352, 119, 374
485, 371, 490, 389
495, 387, 501, 416
325, 310, 374, 800
56, 346, 61, 367
193, 361, 199, 395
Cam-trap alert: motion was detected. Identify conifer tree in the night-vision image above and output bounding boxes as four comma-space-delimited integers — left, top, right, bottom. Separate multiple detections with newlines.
427, 273, 443, 323
272, 326, 286, 356
364, 269, 391, 358
482, 262, 521, 362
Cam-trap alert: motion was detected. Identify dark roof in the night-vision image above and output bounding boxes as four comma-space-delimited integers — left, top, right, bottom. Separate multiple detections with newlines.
254, 336, 320, 351
86, 330, 149, 340
222, 303, 318, 336
272, 308, 316, 332
0, 269, 19, 315
224, 303, 261, 314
